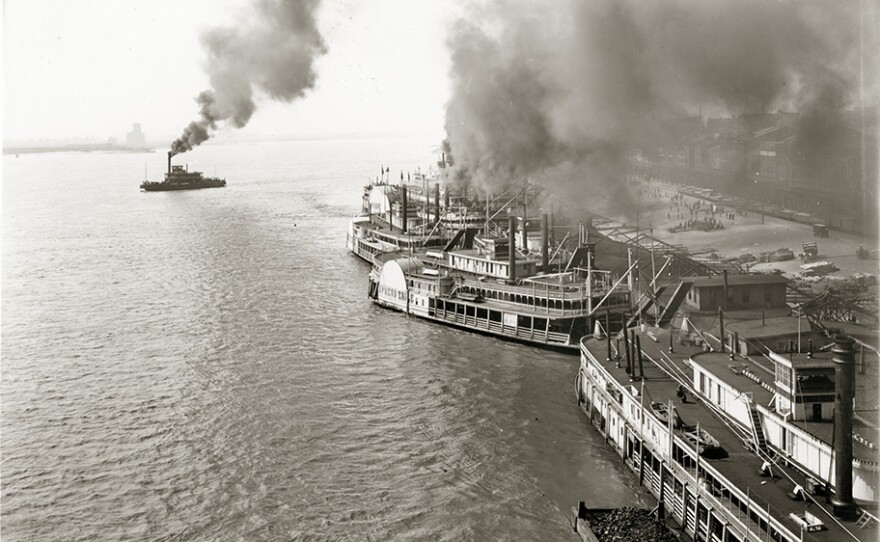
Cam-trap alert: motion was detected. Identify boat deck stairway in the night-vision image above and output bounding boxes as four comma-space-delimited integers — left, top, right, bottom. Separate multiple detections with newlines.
625, 285, 667, 329
657, 281, 691, 327
443, 228, 480, 251
748, 403, 769, 456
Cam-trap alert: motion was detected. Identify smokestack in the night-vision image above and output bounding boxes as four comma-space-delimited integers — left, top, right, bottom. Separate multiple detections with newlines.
606, 311, 612, 361
434, 184, 441, 225
541, 213, 549, 271
722, 270, 729, 309
624, 328, 632, 375
425, 184, 430, 228
522, 179, 528, 233
444, 184, 450, 210
507, 216, 517, 282
831, 336, 857, 519
167, 151, 173, 175
718, 307, 725, 352
636, 334, 644, 380
401, 186, 408, 234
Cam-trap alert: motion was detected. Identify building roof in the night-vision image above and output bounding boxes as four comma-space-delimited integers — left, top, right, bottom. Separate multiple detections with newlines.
724, 315, 809, 339
685, 274, 789, 288
769, 351, 837, 369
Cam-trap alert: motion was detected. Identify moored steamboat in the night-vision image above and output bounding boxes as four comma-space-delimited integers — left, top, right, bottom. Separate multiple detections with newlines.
368, 214, 633, 352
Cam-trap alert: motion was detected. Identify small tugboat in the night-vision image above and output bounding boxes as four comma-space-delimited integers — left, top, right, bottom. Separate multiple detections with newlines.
140, 152, 226, 191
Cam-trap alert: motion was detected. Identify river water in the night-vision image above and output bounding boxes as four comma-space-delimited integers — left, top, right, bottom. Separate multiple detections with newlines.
2, 138, 646, 541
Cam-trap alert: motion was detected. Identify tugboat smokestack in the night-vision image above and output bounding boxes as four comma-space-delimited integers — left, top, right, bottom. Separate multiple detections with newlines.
167, 151, 173, 175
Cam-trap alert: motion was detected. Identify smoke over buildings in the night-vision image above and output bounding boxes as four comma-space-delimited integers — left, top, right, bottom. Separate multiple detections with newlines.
443, 0, 877, 214
170, 0, 327, 155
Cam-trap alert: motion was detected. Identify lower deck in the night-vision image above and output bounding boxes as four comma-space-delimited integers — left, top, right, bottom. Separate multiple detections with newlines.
372, 286, 628, 351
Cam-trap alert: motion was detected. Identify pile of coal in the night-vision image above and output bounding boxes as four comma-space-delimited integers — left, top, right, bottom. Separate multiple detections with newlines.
590, 508, 679, 542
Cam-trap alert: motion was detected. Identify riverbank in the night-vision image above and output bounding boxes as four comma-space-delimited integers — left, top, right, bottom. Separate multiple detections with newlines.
4, 144, 154, 155
613, 180, 879, 282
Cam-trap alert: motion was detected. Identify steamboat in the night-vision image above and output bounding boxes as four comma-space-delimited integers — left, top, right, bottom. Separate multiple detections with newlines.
347, 178, 451, 265
140, 151, 226, 192
368, 214, 633, 352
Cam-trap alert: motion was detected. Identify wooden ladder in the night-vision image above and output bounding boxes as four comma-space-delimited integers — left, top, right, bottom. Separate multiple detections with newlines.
856, 509, 878, 529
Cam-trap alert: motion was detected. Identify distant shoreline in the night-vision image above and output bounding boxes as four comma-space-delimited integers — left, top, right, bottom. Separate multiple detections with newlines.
3, 145, 155, 155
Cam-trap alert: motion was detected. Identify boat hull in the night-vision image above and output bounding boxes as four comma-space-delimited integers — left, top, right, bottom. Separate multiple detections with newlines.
369, 281, 583, 353
371, 295, 581, 354
140, 181, 226, 191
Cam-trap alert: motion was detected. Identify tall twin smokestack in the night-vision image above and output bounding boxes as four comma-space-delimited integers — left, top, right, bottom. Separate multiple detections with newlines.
170, 0, 327, 155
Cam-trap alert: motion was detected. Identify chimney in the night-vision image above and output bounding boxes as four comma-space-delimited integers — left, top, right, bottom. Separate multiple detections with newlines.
718, 307, 725, 352
167, 151, 172, 175
508, 216, 516, 282
401, 186, 408, 234
541, 213, 549, 271
831, 336, 858, 519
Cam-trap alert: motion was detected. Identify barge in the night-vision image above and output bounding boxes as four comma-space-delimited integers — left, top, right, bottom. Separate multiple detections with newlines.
576, 323, 879, 542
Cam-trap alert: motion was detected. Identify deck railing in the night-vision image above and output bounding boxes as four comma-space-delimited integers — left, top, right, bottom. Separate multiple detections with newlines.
457, 276, 628, 302
432, 307, 571, 345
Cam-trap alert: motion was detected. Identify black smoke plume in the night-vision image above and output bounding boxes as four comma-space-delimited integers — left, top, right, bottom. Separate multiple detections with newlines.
170, 0, 327, 155
444, 0, 877, 215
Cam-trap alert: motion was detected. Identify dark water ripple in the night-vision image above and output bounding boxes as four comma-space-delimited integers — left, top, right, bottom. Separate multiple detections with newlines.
2, 139, 646, 542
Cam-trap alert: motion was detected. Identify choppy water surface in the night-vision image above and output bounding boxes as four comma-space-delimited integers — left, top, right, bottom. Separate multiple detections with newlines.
2, 138, 645, 541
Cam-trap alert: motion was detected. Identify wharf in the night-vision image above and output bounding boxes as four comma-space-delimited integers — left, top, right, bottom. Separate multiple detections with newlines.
578, 325, 877, 542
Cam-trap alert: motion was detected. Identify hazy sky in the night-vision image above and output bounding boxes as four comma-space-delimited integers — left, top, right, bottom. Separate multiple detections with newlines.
3, 0, 454, 143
